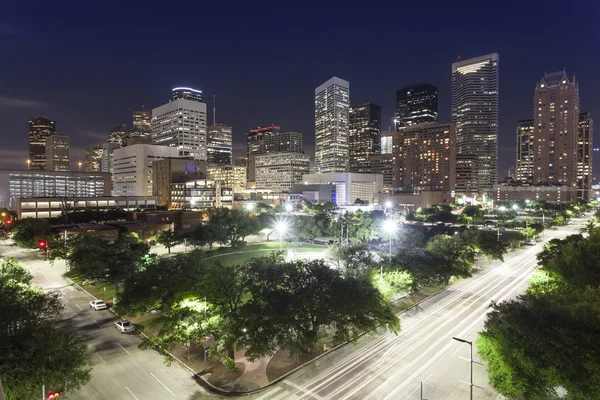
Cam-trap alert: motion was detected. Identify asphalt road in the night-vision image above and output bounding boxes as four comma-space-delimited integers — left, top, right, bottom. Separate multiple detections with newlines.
0, 243, 215, 400
246, 220, 585, 400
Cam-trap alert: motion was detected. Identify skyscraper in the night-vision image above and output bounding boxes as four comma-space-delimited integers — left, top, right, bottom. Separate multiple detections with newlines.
85, 145, 103, 172
207, 123, 233, 165
133, 106, 152, 131
107, 124, 128, 146
45, 134, 70, 171
516, 119, 534, 183
392, 122, 456, 194
171, 87, 203, 102
152, 87, 207, 160
532, 72, 579, 188
349, 103, 381, 172
452, 53, 499, 195
28, 116, 56, 170
395, 82, 438, 129
315, 76, 350, 173
577, 113, 593, 198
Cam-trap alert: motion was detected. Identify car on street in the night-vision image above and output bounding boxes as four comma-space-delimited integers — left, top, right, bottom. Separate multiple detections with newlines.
114, 320, 135, 333
89, 300, 107, 310
526, 239, 536, 245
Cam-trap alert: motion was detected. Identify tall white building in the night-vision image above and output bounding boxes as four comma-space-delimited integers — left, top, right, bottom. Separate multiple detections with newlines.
315, 77, 350, 173
301, 172, 383, 205
112, 144, 179, 196
452, 53, 499, 195
255, 152, 310, 193
152, 87, 207, 161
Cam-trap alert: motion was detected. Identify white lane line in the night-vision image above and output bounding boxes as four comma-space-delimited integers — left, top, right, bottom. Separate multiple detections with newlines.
404, 373, 433, 400
150, 372, 175, 396
93, 319, 102, 329
270, 390, 295, 400
253, 387, 282, 400
75, 303, 82, 311
95, 352, 106, 363
125, 386, 139, 400
118, 343, 131, 355
285, 380, 324, 400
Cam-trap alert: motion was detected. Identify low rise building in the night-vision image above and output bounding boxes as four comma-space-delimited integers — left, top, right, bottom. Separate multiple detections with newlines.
0, 169, 111, 209
300, 172, 383, 205
133, 210, 203, 231
152, 157, 206, 208
255, 152, 310, 192
494, 183, 579, 204
15, 196, 157, 219
170, 180, 233, 210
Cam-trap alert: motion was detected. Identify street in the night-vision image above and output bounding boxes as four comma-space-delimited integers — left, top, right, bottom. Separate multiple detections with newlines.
246, 220, 584, 400
0, 243, 214, 400
1, 220, 584, 400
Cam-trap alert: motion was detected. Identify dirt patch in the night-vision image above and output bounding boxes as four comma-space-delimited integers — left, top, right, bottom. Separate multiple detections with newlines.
207, 362, 246, 387
266, 347, 326, 382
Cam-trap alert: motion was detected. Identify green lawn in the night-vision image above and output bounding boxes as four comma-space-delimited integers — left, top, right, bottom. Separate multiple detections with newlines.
69, 274, 117, 304
204, 242, 329, 266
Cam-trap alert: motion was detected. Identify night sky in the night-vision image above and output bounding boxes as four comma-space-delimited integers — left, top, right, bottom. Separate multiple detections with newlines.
1, 1, 599, 181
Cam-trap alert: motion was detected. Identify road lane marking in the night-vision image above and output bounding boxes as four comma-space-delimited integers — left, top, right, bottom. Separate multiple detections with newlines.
404, 373, 433, 399
125, 386, 139, 400
75, 304, 82, 311
150, 372, 175, 396
95, 352, 106, 363
253, 387, 282, 400
284, 380, 324, 400
118, 343, 131, 355
93, 319, 102, 329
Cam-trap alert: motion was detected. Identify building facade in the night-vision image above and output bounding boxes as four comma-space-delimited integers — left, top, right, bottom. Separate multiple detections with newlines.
451, 53, 499, 195
133, 106, 152, 132
107, 124, 128, 146
315, 77, 350, 173
516, 119, 534, 183
16, 196, 157, 219
0, 169, 111, 208
532, 72, 580, 189
392, 123, 456, 193
349, 103, 381, 172
29, 116, 56, 170
301, 172, 383, 205
152, 88, 207, 160
112, 144, 179, 197
45, 134, 70, 171
171, 87, 203, 102
395, 82, 438, 128
381, 131, 394, 155
170, 180, 233, 210
454, 154, 479, 201
101, 142, 121, 174
207, 123, 233, 165
577, 112, 593, 198
206, 165, 247, 192
85, 145, 103, 172
152, 157, 206, 208
494, 183, 578, 204
255, 152, 310, 192
246, 127, 304, 183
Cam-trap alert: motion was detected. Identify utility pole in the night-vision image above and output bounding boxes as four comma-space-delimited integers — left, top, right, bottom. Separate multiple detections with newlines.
453, 337, 484, 400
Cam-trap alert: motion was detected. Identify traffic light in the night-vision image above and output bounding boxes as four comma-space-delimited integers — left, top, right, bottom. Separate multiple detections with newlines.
38, 240, 46, 249
6, 220, 11, 225
47, 392, 60, 399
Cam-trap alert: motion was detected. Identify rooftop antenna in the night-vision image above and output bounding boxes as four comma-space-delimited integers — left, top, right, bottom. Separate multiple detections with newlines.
213, 94, 216, 125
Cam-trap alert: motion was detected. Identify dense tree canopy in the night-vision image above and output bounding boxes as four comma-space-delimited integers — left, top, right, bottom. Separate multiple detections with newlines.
0, 258, 91, 399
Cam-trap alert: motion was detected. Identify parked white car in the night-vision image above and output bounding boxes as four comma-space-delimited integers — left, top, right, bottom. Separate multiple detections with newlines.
89, 300, 107, 310
114, 320, 135, 333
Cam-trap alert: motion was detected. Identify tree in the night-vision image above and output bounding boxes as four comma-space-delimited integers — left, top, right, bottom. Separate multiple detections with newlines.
522, 227, 536, 240
0, 258, 91, 398
426, 234, 475, 281
579, 219, 597, 236
327, 243, 378, 279
466, 230, 507, 261
207, 208, 260, 247
156, 229, 182, 253
10, 218, 54, 248
390, 248, 450, 290
65, 233, 150, 301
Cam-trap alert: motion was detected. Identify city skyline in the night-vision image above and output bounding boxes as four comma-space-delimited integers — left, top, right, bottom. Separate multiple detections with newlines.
1, 3, 599, 181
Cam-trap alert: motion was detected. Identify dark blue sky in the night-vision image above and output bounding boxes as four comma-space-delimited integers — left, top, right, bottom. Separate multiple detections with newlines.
1, 1, 599, 180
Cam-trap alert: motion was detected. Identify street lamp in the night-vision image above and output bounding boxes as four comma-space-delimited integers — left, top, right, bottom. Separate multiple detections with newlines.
26, 159, 31, 170
275, 221, 288, 252
498, 206, 506, 212
78, 161, 82, 172
452, 336, 474, 400
285, 203, 293, 213
385, 201, 393, 210
383, 218, 397, 271
512, 204, 519, 210
245, 202, 255, 212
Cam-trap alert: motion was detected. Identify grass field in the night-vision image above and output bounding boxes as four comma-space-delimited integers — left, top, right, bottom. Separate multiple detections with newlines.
203, 241, 330, 266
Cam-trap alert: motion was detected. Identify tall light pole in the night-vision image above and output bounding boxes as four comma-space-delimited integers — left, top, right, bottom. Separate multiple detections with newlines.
78, 161, 82, 172
383, 219, 397, 277
26, 159, 31, 170
275, 221, 287, 252
452, 336, 483, 400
